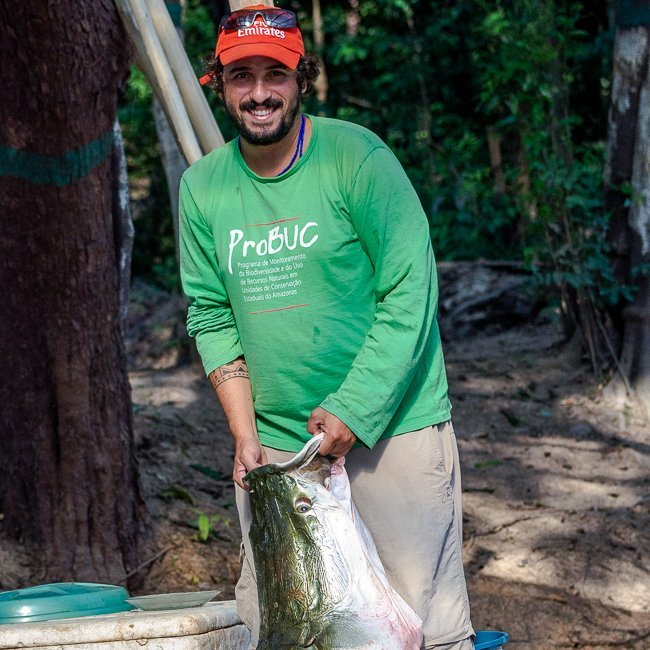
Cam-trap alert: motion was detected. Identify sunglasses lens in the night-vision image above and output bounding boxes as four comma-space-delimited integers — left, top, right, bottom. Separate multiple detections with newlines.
221, 8, 297, 31
264, 11, 297, 28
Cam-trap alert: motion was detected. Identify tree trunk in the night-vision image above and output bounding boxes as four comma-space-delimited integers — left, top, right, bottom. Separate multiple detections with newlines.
604, 25, 650, 419
311, 0, 329, 105
347, 0, 360, 37
113, 118, 136, 328
486, 126, 506, 195
153, 98, 187, 264
0, 0, 149, 583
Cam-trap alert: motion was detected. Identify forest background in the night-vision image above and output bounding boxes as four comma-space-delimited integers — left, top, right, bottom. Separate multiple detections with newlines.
126, 0, 618, 341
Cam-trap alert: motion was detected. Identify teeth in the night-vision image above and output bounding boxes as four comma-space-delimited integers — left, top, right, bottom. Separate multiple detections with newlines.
251, 109, 273, 117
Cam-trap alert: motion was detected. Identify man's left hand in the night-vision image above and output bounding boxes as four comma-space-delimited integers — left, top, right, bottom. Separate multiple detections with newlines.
306, 406, 356, 458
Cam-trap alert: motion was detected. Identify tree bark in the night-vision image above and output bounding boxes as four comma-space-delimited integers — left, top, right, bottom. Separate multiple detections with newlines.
113, 118, 136, 328
0, 0, 149, 582
604, 25, 650, 418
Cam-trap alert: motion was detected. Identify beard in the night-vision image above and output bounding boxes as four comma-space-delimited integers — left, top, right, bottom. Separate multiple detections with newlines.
225, 91, 301, 145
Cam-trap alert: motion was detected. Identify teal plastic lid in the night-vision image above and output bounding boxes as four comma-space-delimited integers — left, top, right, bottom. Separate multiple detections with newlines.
0, 582, 134, 625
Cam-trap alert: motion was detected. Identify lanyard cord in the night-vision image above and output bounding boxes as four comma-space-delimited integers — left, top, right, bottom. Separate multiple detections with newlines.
277, 114, 306, 176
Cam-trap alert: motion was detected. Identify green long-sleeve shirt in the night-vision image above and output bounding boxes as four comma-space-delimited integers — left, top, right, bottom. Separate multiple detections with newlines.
179, 116, 451, 452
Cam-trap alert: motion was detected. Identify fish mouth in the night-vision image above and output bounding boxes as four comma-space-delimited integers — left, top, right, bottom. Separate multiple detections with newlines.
272, 433, 324, 470
297, 457, 332, 488
244, 434, 331, 487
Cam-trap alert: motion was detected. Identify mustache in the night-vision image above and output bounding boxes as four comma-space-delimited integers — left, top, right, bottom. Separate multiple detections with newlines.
239, 98, 283, 111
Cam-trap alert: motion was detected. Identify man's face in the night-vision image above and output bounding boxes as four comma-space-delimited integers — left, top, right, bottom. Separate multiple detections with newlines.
222, 56, 301, 146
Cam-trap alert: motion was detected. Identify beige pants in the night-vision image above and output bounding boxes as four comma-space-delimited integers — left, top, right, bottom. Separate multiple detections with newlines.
235, 421, 475, 649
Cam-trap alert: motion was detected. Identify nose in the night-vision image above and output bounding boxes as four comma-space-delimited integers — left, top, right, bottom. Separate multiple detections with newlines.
249, 76, 272, 104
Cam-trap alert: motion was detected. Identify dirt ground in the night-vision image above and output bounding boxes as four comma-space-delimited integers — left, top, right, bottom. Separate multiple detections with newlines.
2, 266, 649, 649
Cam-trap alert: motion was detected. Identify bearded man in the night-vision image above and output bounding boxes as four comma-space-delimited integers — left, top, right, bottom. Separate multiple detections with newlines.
179, 5, 474, 649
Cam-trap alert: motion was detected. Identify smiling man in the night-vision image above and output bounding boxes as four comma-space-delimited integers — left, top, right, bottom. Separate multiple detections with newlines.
179, 5, 475, 649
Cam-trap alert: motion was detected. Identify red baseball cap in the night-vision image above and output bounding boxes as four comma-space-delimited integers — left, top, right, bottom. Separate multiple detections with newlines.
216, 5, 304, 70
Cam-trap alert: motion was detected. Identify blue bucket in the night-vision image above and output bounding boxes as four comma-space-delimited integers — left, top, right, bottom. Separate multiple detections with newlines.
475, 630, 509, 649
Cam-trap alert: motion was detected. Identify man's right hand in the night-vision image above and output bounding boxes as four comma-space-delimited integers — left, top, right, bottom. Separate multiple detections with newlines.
233, 436, 267, 490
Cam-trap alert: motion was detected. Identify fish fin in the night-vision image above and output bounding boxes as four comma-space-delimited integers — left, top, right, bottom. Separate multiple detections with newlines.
318, 615, 375, 648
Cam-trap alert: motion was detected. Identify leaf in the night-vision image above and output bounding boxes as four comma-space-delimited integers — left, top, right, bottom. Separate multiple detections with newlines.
190, 464, 224, 482
162, 484, 197, 506
474, 459, 503, 469
197, 514, 210, 542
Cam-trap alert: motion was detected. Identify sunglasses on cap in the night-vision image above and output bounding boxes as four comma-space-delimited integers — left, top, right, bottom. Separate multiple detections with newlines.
219, 7, 299, 32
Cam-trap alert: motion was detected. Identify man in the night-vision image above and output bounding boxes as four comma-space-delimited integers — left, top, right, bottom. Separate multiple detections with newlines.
180, 5, 474, 649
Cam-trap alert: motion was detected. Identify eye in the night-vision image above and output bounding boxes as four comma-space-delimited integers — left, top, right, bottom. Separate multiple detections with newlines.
295, 497, 312, 514
268, 69, 291, 82
228, 71, 250, 84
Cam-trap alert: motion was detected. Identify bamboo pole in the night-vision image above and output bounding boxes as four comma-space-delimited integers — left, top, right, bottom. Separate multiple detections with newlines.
144, 0, 225, 153
115, 0, 203, 164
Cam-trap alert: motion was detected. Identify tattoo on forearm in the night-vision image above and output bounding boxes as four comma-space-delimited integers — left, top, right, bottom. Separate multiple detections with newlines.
209, 356, 249, 389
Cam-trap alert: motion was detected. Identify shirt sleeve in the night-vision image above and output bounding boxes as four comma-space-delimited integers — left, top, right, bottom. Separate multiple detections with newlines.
179, 176, 243, 375
318, 146, 439, 448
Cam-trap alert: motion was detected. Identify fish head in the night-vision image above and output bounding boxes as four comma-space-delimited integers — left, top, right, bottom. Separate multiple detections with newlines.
244, 446, 332, 542
244, 436, 347, 643
244, 433, 330, 520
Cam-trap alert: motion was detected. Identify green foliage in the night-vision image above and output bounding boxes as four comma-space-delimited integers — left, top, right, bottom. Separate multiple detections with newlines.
189, 508, 231, 543
464, 1, 625, 365
190, 463, 224, 482
523, 142, 634, 306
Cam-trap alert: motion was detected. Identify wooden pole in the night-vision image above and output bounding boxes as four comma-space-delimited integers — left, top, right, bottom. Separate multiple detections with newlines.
115, 0, 203, 164
144, 0, 225, 153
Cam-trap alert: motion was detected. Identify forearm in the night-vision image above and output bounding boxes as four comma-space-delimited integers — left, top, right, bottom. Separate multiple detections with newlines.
209, 356, 266, 489
209, 356, 257, 444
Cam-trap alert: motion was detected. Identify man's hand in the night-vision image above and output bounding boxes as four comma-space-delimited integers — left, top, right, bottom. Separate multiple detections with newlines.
306, 407, 356, 458
233, 436, 267, 490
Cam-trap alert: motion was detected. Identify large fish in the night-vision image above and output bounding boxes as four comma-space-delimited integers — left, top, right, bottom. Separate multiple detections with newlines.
244, 434, 423, 649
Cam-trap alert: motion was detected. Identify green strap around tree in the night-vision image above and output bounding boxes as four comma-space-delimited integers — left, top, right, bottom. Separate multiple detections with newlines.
618, 0, 650, 27
0, 130, 114, 186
